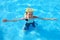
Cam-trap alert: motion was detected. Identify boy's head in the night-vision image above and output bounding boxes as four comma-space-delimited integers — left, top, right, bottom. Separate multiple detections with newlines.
25, 7, 33, 15
24, 7, 34, 18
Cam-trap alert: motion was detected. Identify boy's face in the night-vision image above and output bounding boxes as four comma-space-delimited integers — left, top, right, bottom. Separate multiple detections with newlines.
26, 12, 33, 18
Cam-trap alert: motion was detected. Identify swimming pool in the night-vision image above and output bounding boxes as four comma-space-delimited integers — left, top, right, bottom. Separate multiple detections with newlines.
0, 0, 60, 40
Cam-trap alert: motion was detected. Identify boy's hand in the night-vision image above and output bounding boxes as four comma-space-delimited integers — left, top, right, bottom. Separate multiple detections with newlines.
3, 19, 8, 22
50, 18, 57, 20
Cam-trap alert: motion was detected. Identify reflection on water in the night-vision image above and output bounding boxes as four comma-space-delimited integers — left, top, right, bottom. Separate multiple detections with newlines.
0, 0, 60, 40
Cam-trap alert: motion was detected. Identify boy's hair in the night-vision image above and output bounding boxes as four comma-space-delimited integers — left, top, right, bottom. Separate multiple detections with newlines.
25, 7, 33, 12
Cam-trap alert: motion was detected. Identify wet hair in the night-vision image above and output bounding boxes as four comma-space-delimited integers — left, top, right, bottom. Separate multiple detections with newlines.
25, 12, 33, 15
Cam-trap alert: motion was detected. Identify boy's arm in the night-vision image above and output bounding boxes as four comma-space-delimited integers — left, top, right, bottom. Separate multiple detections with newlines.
3, 18, 25, 22
33, 16, 57, 20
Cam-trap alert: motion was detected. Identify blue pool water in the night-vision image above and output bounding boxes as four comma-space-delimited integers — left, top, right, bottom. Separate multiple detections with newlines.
0, 0, 60, 40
